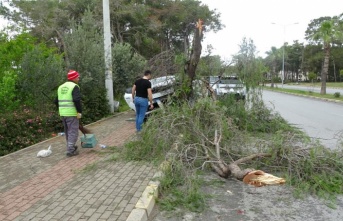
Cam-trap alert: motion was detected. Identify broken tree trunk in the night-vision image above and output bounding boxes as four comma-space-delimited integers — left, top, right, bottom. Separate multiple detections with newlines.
183, 19, 204, 99
210, 153, 272, 179
206, 129, 272, 179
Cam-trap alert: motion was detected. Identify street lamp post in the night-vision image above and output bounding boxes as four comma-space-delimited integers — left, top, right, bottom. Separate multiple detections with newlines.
271, 22, 298, 87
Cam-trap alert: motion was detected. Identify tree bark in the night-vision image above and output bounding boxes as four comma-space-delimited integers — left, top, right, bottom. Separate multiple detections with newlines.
201, 79, 217, 100
227, 153, 271, 180
184, 19, 203, 85
55, 29, 70, 69
321, 44, 330, 95
181, 19, 204, 99
209, 152, 272, 180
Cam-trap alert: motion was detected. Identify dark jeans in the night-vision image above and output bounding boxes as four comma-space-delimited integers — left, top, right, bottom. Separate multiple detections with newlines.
134, 96, 149, 131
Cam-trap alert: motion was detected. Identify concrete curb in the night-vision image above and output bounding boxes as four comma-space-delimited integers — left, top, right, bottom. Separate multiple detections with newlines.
126, 171, 163, 221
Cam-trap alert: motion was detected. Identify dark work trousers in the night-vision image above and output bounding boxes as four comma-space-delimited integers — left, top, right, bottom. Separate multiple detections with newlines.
62, 117, 79, 153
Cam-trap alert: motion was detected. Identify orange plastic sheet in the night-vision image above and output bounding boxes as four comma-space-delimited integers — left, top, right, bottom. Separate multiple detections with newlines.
242, 170, 286, 187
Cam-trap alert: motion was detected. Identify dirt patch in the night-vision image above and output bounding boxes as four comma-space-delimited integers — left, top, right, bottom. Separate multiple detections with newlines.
149, 172, 343, 221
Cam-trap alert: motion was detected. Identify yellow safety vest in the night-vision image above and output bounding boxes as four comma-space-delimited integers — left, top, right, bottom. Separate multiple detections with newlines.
57, 81, 79, 116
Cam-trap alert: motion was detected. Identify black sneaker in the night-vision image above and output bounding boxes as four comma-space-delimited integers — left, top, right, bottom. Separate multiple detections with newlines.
66, 151, 79, 157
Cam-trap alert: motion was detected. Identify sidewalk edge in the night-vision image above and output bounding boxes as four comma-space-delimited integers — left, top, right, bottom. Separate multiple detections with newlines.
126, 171, 164, 221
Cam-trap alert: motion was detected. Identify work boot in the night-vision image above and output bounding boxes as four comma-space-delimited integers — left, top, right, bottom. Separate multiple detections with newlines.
66, 146, 79, 157
66, 151, 79, 157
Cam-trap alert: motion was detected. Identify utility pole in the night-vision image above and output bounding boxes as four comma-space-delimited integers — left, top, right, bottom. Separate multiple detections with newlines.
103, 0, 114, 113
271, 22, 298, 88
282, 27, 285, 87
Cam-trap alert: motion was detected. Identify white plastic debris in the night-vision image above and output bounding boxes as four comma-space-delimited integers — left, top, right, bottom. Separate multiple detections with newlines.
100, 144, 107, 148
226, 190, 233, 195
37, 145, 52, 157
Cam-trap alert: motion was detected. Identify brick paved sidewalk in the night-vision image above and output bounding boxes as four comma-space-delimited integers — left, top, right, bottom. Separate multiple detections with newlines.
0, 111, 156, 221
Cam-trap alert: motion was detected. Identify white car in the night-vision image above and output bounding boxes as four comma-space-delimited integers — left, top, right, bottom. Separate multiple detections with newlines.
124, 75, 176, 114
209, 76, 246, 100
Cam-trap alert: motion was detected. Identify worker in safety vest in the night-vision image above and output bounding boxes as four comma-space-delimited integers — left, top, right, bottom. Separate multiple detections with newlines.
55, 70, 82, 157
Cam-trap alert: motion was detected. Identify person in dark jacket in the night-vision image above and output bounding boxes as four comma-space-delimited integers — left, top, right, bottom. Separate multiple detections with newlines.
55, 70, 82, 157
131, 70, 154, 132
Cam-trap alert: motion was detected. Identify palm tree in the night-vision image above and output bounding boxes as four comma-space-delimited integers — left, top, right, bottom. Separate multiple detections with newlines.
306, 17, 343, 94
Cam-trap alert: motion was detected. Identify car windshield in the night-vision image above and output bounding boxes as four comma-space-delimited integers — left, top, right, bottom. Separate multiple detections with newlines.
150, 76, 175, 86
219, 79, 242, 84
209, 76, 243, 84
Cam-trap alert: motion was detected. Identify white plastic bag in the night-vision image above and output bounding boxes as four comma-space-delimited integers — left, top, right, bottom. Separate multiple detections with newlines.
37, 145, 52, 157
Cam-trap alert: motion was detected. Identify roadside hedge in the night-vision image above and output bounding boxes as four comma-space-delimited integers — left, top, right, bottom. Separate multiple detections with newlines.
0, 105, 63, 156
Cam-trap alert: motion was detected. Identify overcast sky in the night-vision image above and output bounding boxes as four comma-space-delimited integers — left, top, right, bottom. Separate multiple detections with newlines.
1, 0, 342, 60
200, 0, 343, 59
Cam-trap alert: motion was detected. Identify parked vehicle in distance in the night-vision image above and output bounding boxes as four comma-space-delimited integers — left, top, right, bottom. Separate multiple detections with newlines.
124, 75, 176, 115
209, 75, 246, 100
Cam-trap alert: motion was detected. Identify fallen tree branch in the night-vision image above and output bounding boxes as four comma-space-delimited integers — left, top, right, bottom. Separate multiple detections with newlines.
233, 153, 272, 165
228, 153, 272, 180
214, 129, 222, 159
211, 162, 229, 178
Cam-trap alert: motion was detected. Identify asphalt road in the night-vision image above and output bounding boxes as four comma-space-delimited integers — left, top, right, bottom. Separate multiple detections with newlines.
262, 89, 343, 150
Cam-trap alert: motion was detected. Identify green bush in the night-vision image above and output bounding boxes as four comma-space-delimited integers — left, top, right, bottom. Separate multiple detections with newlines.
334, 92, 340, 98
281, 146, 343, 200
0, 71, 19, 112
218, 94, 291, 133
308, 72, 317, 82
17, 45, 64, 108
0, 105, 62, 156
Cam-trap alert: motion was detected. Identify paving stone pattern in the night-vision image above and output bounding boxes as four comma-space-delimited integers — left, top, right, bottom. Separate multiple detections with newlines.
0, 111, 156, 221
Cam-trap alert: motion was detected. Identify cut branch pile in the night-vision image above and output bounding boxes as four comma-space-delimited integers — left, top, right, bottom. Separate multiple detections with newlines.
140, 96, 343, 196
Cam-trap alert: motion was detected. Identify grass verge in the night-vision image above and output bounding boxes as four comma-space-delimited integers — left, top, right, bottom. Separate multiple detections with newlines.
265, 86, 343, 102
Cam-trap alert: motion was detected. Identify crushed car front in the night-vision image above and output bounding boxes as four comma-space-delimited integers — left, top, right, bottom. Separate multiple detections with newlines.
124, 75, 176, 114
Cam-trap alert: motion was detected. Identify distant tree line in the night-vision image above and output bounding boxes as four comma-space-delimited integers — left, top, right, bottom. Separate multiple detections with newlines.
264, 14, 343, 94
